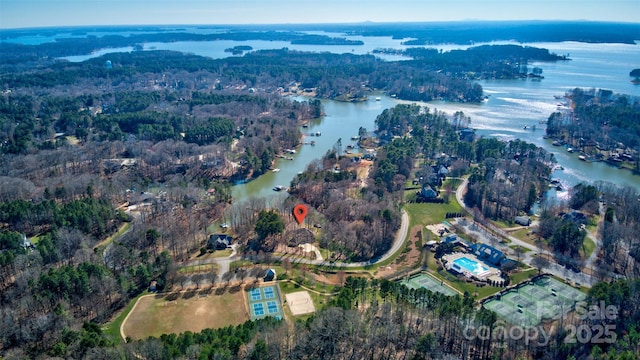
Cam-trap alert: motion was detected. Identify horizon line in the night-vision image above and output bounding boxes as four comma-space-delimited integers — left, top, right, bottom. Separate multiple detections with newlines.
3, 19, 640, 31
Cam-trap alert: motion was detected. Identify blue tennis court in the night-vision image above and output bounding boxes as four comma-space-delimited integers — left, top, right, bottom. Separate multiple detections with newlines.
264, 287, 275, 299
250, 288, 262, 301
246, 285, 284, 321
267, 300, 278, 314
253, 303, 265, 316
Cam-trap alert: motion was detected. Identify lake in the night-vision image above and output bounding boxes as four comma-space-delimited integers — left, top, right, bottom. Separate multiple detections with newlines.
229, 39, 640, 203
9, 31, 640, 198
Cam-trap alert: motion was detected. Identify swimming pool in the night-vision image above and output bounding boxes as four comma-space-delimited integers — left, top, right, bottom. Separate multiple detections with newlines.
453, 257, 489, 276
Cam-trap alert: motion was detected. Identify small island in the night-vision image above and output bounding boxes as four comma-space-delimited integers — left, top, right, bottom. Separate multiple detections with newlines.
631, 68, 640, 84
224, 45, 253, 55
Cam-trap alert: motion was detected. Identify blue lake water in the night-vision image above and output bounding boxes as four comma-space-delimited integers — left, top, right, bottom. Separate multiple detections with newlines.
5, 29, 639, 196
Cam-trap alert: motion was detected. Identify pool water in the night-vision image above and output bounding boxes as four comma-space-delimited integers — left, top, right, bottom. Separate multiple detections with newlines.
453, 257, 488, 276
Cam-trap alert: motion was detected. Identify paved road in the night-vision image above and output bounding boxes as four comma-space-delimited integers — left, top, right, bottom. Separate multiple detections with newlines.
278, 209, 410, 268
454, 176, 598, 287
200, 209, 410, 274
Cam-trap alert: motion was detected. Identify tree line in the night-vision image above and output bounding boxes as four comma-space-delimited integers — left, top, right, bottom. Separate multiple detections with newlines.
546, 88, 640, 173
17, 275, 635, 359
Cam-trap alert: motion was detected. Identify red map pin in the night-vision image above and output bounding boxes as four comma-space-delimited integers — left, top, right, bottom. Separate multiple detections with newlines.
293, 204, 308, 224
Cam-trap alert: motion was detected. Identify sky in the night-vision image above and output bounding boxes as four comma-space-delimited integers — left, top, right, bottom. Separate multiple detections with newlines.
1, 0, 639, 29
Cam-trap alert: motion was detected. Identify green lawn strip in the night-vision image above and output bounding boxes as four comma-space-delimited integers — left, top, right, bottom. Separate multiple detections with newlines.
29, 234, 44, 246
550, 274, 590, 294
179, 263, 218, 274
506, 228, 542, 247
425, 252, 438, 271
206, 221, 232, 234
442, 178, 462, 189
230, 259, 253, 269
509, 244, 532, 253
426, 269, 501, 299
94, 222, 132, 251
404, 201, 462, 228
278, 281, 333, 312
508, 268, 538, 285
491, 219, 513, 229
210, 249, 233, 258
274, 265, 341, 293
581, 236, 596, 259
102, 291, 148, 343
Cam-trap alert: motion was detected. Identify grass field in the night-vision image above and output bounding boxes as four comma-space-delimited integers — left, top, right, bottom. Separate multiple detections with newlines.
102, 291, 148, 343
581, 236, 596, 258
178, 263, 218, 274
403, 201, 463, 228
279, 280, 332, 311
122, 288, 249, 340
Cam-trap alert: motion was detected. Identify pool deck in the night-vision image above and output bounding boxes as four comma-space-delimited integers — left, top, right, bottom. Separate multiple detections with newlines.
442, 252, 501, 281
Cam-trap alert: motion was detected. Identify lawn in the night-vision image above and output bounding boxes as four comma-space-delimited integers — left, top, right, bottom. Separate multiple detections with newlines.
178, 263, 219, 274
509, 268, 538, 284
279, 281, 332, 311
509, 244, 532, 254
403, 201, 462, 228
102, 291, 148, 343
122, 288, 249, 340
427, 269, 502, 299
508, 228, 543, 247
581, 236, 596, 259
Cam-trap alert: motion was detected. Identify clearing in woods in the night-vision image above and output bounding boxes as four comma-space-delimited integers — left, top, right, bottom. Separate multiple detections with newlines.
122, 288, 249, 340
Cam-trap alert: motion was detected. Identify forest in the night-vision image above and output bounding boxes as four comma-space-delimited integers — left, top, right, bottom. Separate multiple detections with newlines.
0, 30, 363, 61
463, 138, 553, 222
5, 276, 637, 359
338, 21, 640, 45
1, 26, 639, 359
546, 88, 640, 173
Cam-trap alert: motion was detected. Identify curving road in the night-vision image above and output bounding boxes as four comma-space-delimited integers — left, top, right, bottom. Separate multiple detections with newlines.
455, 176, 599, 287
268, 209, 410, 268
190, 209, 410, 282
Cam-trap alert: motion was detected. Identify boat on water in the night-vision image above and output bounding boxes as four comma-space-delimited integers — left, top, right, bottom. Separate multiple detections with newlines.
351, 136, 359, 140
375, 97, 381, 101
579, 155, 587, 161
567, 147, 575, 153
273, 185, 285, 191
272, 168, 280, 173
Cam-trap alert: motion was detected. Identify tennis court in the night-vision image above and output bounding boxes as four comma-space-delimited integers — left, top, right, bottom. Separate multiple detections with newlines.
483, 275, 586, 326
400, 273, 459, 296
246, 285, 284, 321
253, 303, 265, 316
